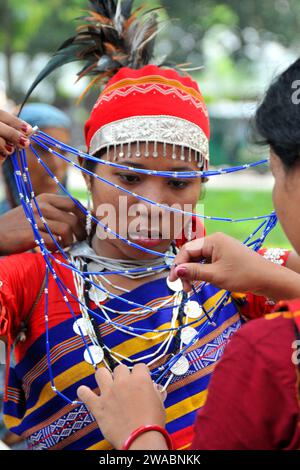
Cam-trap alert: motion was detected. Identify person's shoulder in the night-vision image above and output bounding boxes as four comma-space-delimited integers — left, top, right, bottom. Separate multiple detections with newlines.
0, 250, 44, 266
231, 307, 297, 372
236, 310, 295, 346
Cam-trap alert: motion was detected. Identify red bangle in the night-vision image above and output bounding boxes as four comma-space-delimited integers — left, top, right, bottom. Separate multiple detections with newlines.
122, 425, 174, 450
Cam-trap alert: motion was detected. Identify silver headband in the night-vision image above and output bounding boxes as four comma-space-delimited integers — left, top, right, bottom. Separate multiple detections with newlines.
89, 115, 209, 168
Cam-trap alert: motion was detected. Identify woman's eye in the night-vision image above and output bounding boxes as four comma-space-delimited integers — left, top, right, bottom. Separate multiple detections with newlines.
168, 179, 189, 189
118, 173, 141, 184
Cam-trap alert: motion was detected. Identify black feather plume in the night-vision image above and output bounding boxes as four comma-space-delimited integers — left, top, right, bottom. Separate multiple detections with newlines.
21, 0, 163, 108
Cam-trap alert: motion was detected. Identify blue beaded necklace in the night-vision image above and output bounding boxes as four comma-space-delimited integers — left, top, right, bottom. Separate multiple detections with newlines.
11, 129, 277, 405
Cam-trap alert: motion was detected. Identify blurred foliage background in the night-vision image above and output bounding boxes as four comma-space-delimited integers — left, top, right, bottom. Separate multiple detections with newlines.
0, 0, 298, 247
2, 0, 300, 101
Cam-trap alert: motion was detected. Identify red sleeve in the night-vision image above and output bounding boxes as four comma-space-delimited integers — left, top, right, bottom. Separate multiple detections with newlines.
191, 322, 299, 450
234, 248, 291, 319
0, 252, 45, 344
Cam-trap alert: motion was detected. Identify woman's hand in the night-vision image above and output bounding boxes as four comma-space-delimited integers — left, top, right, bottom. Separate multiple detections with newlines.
169, 232, 300, 300
0, 193, 86, 255
77, 364, 167, 450
0, 109, 32, 163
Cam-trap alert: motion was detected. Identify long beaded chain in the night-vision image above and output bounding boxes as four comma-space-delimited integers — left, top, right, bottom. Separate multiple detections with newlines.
31, 132, 275, 224
10, 132, 278, 405
33, 129, 268, 180
81, 268, 188, 370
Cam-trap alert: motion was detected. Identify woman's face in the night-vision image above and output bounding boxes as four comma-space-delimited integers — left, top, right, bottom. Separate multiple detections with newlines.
270, 150, 300, 254
89, 143, 202, 260
27, 127, 71, 195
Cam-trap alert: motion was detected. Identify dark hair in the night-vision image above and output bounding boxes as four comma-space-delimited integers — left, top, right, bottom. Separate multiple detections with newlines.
84, 149, 105, 174
255, 58, 300, 169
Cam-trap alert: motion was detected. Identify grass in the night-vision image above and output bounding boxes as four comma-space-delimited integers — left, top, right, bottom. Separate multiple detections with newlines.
71, 188, 291, 250
199, 188, 290, 249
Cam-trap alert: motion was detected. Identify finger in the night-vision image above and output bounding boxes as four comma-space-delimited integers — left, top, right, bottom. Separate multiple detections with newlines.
38, 194, 87, 227
0, 109, 32, 135
175, 262, 215, 285
39, 231, 60, 251
37, 219, 73, 247
153, 383, 168, 403
0, 137, 15, 156
0, 152, 7, 164
50, 221, 74, 247
131, 363, 152, 381
94, 367, 113, 395
77, 385, 100, 412
16, 228, 59, 254
0, 121, 30, 149
169, 238, 214, 281
36, 202, 85, 241
113, 364, 131, 381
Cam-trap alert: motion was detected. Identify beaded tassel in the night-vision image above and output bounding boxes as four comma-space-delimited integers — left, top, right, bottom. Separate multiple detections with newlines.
145, 140, 149, 157
172, 143, 176, 160
119, 143, 124, 158
127, 142, 132, 158
136, 141, 141, 157
106, 144, 110, 160
163, 142, 167, 158
180, 145, 185, 161
153, 140, 158, 158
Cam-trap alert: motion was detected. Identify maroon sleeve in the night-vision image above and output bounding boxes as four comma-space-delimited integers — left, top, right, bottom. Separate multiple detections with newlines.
191, 321, 300, 450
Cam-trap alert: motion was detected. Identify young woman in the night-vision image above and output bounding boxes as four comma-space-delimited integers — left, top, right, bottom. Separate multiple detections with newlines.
0, 2, 294, 451
77, 58, 300, 450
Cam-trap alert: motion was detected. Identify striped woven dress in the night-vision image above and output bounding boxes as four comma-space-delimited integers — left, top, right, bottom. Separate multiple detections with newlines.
0, 248, 288, 450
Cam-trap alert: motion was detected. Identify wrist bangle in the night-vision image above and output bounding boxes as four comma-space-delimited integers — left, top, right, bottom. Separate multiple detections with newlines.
122, 425, 173, 450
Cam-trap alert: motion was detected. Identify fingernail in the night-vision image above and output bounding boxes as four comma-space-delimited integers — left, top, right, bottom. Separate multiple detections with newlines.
21, 123, 29, 133
5, 145, 13, 153
177, 267, 187, 277
19, 136, 28, 146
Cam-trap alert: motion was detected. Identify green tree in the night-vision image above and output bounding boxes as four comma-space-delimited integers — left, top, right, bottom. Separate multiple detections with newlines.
0, 0, 83, 99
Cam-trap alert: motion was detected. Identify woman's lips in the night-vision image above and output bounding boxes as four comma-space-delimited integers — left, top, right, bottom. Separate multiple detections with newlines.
132, 238, 163, 248
129, 232, 163, 248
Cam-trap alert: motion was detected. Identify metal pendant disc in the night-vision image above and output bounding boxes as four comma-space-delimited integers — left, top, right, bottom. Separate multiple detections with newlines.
84, 345, 104, 365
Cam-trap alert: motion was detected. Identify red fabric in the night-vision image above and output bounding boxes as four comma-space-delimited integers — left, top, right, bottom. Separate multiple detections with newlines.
238, 248, 290, 319
276, 298, 300, 312
258, 247, 290, 266
238, 293, 275, 319
0, 252, 81, 363
176, 216, 206, 249
191, 310, 300, 450
170, 424, 195, 450
276, 298, 300, 332
84, 65, 210, 150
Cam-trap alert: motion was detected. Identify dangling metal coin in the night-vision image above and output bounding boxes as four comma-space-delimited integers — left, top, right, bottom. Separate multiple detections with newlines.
89, 285, 108, 303
181, 326, 198, 345
73, 317, 89, 336
84, 345, 104, 365
164, 252, 175, 267
167, 276, 183, 292
170, 356, 190, 376
184, 300, 203, 319
87, 261, 104, 274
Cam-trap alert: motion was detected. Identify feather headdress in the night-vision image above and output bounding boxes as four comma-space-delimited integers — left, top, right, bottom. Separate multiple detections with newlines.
22, 0, 163, 106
